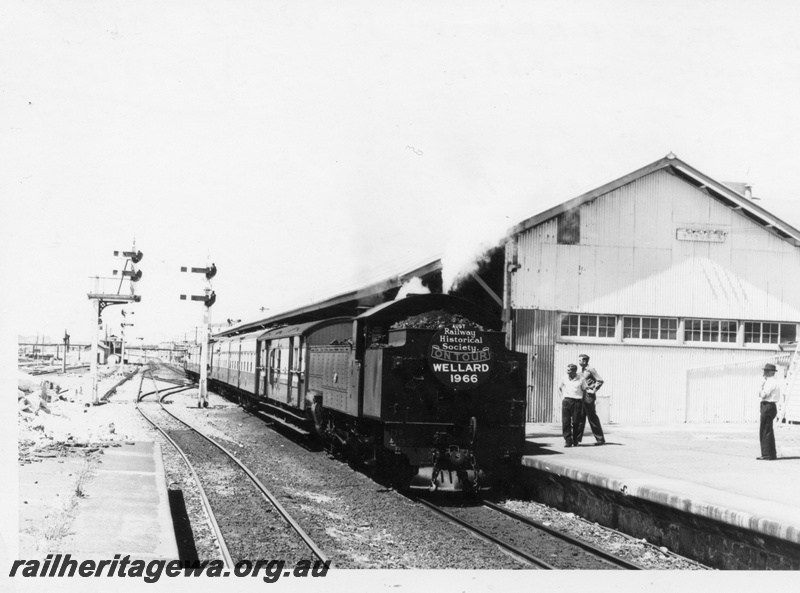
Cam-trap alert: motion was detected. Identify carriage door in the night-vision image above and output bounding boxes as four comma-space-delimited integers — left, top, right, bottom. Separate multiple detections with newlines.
276, 338, 291, 405
289, 336, 305, 409
236, 341, 243, 389
260, 340, 271, 399
255, 341, 264, 398
223, 343, 230, 385
267, 343, 280, 400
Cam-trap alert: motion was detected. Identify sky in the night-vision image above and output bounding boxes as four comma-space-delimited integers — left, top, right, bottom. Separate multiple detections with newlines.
4, 0, 800, 349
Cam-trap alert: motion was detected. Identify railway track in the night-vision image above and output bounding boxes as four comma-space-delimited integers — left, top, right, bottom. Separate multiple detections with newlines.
417, 498, 642, 570
135, 367, 331, 568
152, 365, 637, 569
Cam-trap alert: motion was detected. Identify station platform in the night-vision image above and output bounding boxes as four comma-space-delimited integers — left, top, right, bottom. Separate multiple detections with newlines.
19, 442, 178, 561
521, 421, 800, 569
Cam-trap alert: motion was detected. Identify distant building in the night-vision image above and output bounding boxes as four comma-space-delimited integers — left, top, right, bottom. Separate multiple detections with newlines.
504, 154, 800, 424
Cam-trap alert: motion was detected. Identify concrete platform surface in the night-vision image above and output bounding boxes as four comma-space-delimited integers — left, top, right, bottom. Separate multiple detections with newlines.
522, 422, 800, 545
19, 442, 178, 560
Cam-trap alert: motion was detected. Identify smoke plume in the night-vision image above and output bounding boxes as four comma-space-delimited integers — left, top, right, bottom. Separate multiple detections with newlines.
394, 276, 431, 300
440, 203, 512, 293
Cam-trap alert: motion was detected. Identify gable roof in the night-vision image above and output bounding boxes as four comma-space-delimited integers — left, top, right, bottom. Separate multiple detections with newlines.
509, 153, 800, 247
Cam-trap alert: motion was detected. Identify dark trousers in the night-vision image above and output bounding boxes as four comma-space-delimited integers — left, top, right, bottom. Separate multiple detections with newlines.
759, 401, 777, 458
577, 397, 605, 444
562, 398, 584, 445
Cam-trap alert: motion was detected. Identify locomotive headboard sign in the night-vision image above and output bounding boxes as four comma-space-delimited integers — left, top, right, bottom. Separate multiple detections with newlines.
427, 323, 493, 389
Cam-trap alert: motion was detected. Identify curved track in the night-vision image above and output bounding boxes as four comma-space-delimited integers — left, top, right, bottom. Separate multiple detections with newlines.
135, 363, 331, 567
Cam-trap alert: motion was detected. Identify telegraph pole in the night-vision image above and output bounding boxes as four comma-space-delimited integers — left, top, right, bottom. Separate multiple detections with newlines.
181, 262, 216, 408
62, 330, 70, 374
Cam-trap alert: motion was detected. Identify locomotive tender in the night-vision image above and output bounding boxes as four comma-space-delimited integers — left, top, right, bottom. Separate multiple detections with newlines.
186, 294, 527, 492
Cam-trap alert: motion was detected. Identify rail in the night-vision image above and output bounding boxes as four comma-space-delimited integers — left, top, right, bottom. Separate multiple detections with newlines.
483, 501, 642, 569
135, 384, 235, 569
416, 498, 555, 569
137, 367, 330, 566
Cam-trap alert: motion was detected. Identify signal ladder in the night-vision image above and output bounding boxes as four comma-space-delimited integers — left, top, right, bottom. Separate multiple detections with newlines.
780, 341, 800, 424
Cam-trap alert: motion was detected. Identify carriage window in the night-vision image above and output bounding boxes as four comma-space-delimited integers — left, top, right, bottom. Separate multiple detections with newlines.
292, 344, 301, 372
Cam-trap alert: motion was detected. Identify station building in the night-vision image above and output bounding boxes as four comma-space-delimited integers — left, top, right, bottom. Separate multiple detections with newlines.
503, 153, 800, 425
219, 153, 800, 426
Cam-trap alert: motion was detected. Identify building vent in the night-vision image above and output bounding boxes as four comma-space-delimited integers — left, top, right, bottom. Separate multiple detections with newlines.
557, 208, 581, 245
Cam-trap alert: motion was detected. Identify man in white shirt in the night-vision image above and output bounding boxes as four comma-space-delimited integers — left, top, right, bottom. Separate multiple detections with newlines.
757, 363, 782, 460
577, 354, 606, 446
558, 364, 588, 448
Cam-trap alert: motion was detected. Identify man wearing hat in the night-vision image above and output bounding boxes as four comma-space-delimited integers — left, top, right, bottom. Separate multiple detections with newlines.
757, 363, 783, 460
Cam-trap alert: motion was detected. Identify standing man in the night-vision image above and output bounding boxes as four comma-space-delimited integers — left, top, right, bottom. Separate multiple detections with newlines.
577, 354, 606, 446
757, 363, 782, 460
559, 364, 588, 448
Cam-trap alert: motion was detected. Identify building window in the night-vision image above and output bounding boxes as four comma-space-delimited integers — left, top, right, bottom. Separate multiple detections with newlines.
561, 314, 616, 338
685, 319, 738, 343
744, 322, 797, 344
623, 317, 678, 340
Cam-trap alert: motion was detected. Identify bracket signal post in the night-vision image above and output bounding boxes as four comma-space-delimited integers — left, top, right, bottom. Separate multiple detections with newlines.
87, 247, 143, 405
87, 292, 139, 404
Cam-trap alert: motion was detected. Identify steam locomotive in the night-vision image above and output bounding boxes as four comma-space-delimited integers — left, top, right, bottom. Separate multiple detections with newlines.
185, 293, 527, 492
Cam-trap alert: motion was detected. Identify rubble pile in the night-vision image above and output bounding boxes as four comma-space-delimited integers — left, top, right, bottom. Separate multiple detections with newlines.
17, 369, 140, 463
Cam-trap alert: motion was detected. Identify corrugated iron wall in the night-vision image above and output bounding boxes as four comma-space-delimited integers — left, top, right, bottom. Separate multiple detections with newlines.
512, 170, 800, 321
786, 346, 800, 423
550, 342, 787, 424
685, 354, 791, 423
786, 380, 800, 423
513, 309, 559, 422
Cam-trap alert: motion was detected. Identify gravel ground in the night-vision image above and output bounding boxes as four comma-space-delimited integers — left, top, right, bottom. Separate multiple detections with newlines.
500, 500, 708, 570
18, 363, 710, 569
168, 389, 709, 570
148, 403, 316, 565
168, 394, 533, 569
440, 503, 627, 569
